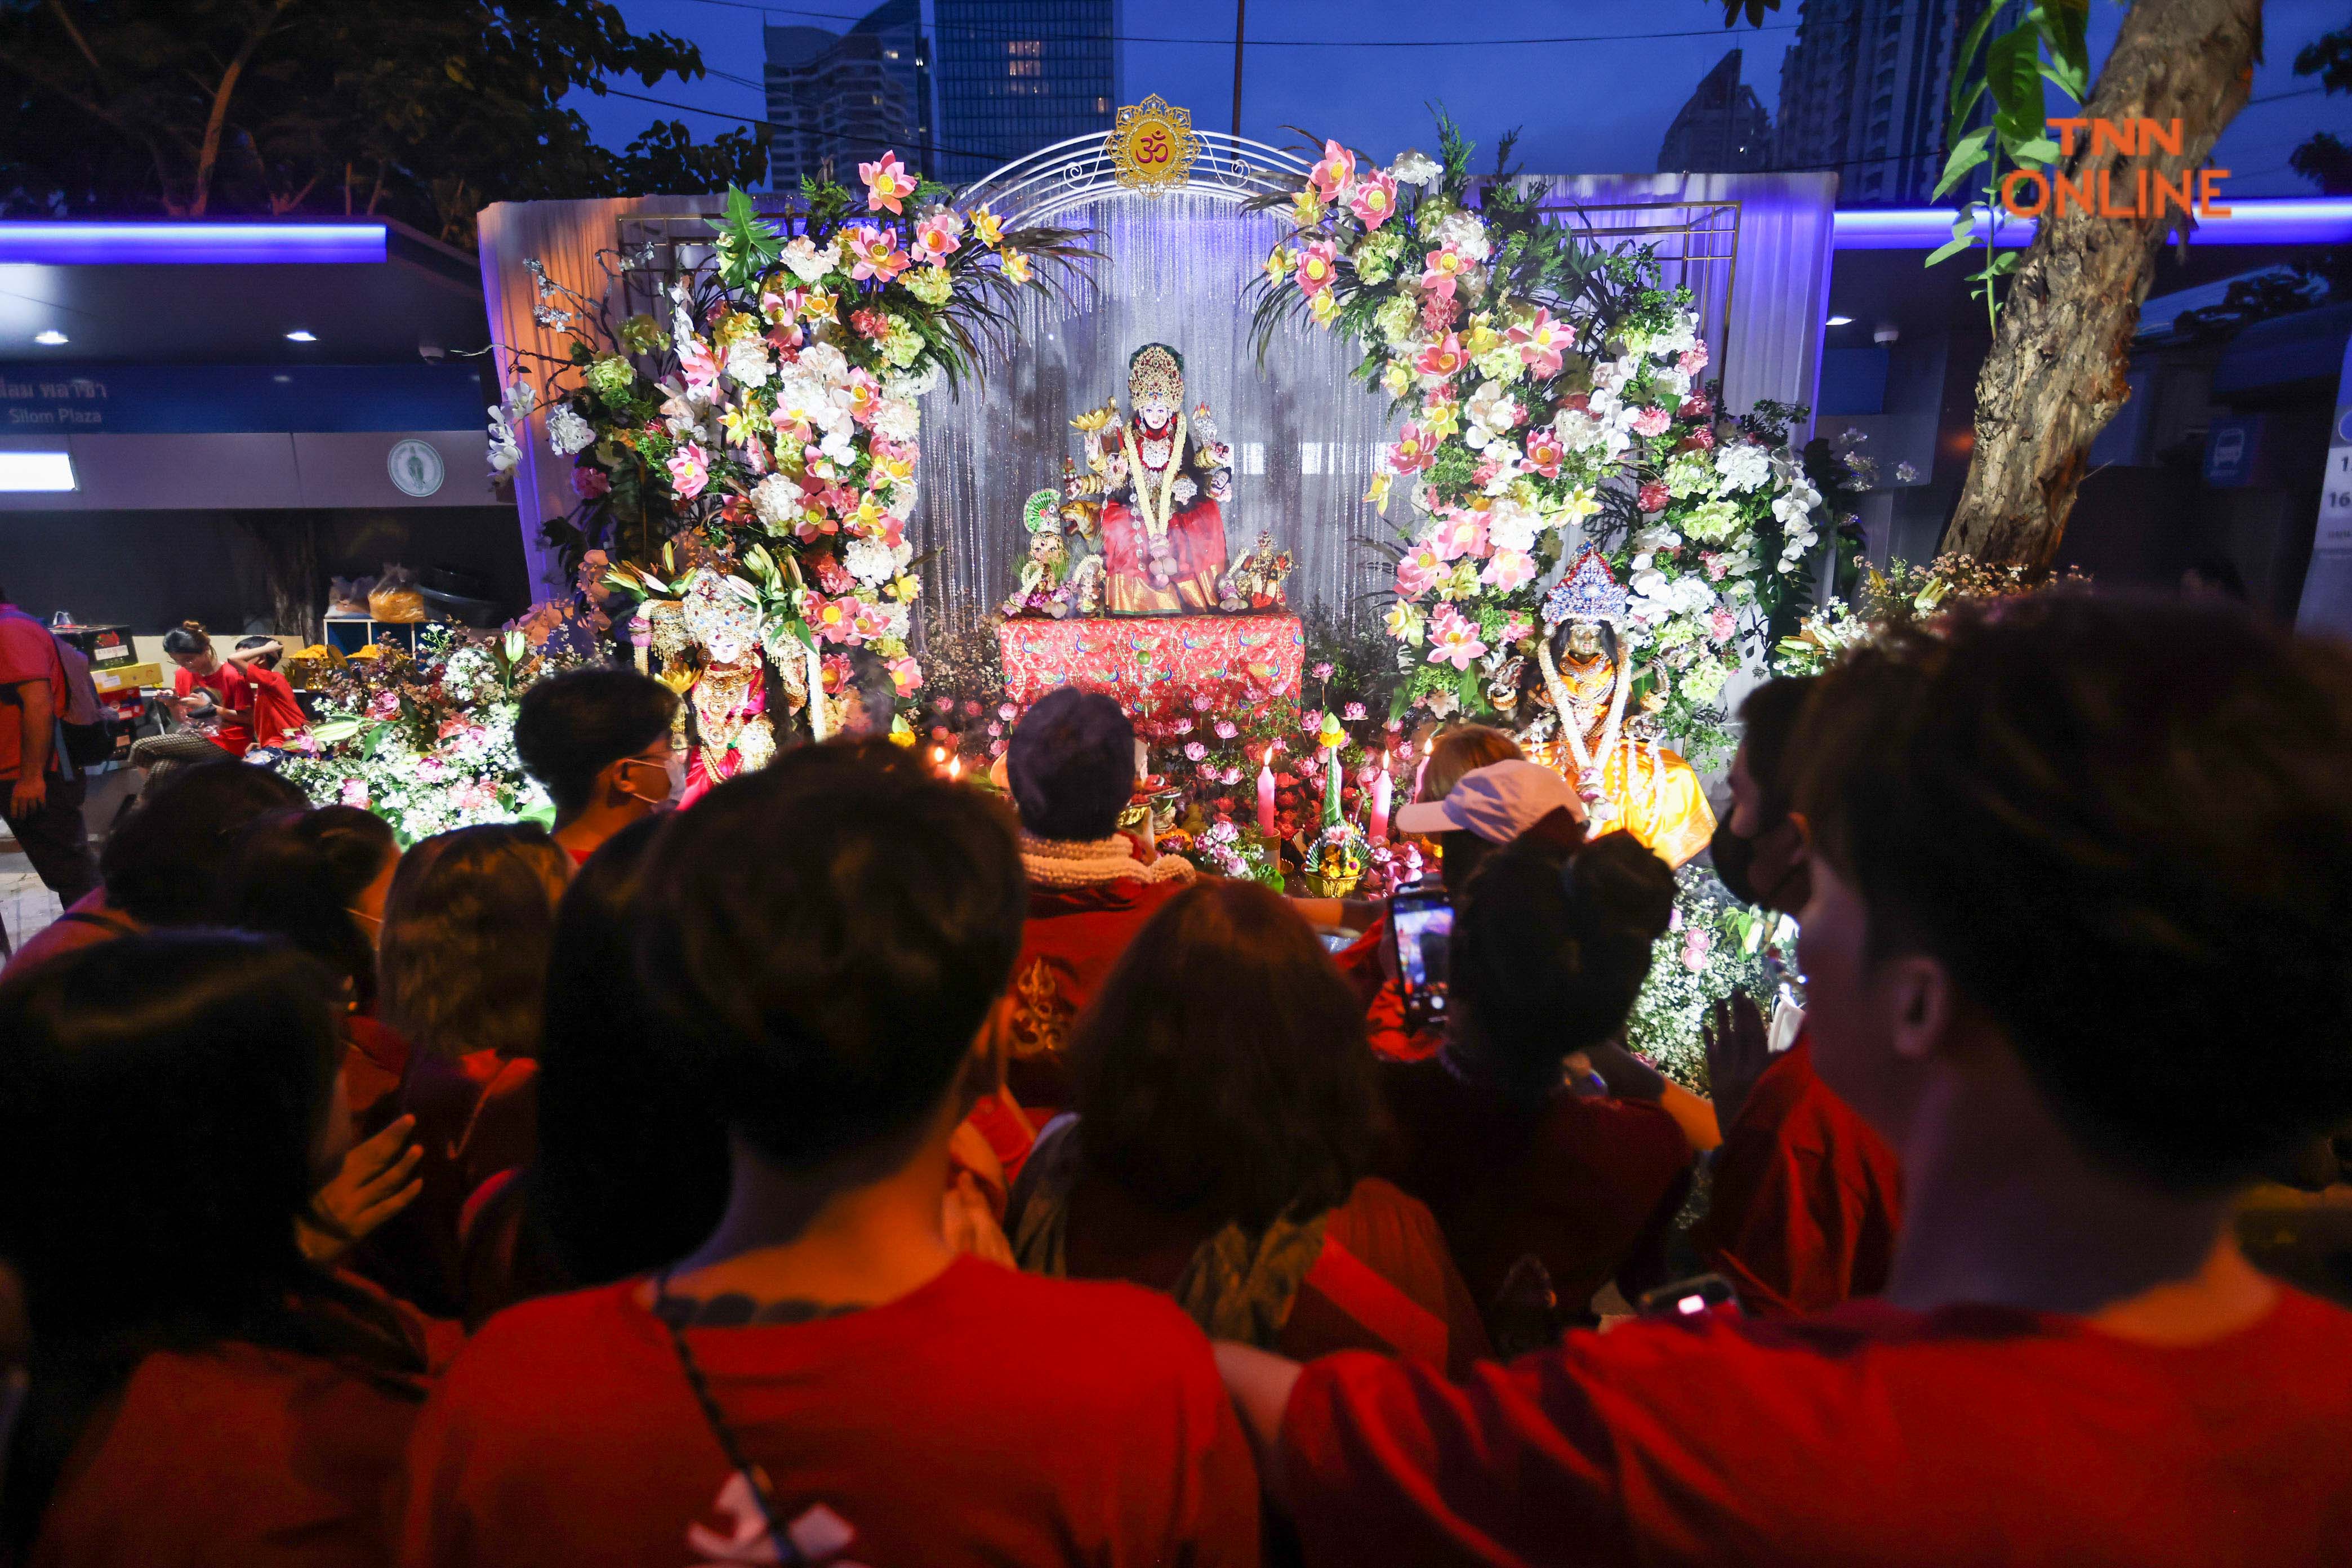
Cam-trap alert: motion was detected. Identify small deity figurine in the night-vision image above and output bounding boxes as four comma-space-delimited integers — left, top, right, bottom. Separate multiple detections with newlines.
1066, 343, 1234, 616
1216, 531, 1294, 613
1531, 549, 1716, 868
645, 568, 780, 807
999, 489, 1108, 620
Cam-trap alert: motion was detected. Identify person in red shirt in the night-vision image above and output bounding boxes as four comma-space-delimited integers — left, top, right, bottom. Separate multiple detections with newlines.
0, 589, 99, 905
1217, 598, 2352, 1566
1377, 828, 1691, 1346
232, 636, 311, 749
162, 618, 259, 756
1693, 674, 1905, 1315
1007, 877, 1491, 1378
1000, 687, 1193, 1113
400, 751, 1260, 1568
0, 933, 444, 1568
510, 666, 683, 866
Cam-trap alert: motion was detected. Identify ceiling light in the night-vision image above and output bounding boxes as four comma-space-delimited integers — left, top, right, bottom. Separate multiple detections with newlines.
0, 451, 77, 492
32, 329, 68, 346
1825, 315, 1853, 327
286, 329, 317, 342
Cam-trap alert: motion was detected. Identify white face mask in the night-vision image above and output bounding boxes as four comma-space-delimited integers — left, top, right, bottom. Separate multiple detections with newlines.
620, 751, 687, 809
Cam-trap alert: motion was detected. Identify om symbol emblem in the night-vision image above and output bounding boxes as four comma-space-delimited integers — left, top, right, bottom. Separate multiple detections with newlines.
1107, 95, 1200, 193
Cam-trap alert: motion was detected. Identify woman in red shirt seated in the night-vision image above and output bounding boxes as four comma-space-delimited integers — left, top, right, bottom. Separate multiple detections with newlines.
233, 636, 310, 749
1010, 878, 1490, 1377
161, 619, 257, 756
0, 933, 443, 1568
1377, 828, 1692, 1345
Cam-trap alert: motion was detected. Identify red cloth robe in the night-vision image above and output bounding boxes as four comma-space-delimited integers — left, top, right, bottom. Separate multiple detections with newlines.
1005, 875, 1192, 1112
1692, 1032, 1905, 1316
1099, 418, 1229, 615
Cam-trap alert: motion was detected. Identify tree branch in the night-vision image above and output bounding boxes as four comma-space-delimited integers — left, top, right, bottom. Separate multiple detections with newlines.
191, 0, 301, 216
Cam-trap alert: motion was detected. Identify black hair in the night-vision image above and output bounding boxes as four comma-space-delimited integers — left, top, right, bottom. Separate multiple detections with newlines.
377, 822, 568, 1063
511, 666, 681, 814
0, 934, 423, 1553
1070, 879, 1378, 1231
1451, 832, 1676, 1098
1796, 596, 2352, 1195
233, 634, 282, 671
1736, 675, 1816, 828
534, 815, 730, 1284
160, 620, 210, 657
100, 760, 310, 924
1005, 687, 1134, 841
2183, 554, 2249, 603
635, 746, 1027, 1175
216, 806, 397, 1010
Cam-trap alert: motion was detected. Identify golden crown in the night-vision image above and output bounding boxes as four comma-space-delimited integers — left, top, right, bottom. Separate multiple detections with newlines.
1128, 343, 1183, 404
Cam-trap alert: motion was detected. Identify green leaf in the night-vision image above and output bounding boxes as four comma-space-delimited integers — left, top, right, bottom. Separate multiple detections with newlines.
1925, 231, 1977, 268
1984, 22, 2048, 149
2009, 135, 2063, 169
711, 184, 783, 291
2039, 0, 2090, 100
1947, 2, 2004, 122
1933, 126, 1994, 198
309, 717, 369, 746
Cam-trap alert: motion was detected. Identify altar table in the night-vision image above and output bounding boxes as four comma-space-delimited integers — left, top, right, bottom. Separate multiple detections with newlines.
996, 614, 1304, 722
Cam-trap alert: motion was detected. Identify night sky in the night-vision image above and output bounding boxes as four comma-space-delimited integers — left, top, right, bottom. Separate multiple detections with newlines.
568, 0, 2347, 198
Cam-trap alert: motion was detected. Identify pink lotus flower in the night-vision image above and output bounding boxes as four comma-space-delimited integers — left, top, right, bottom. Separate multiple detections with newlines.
1388, 422, 1437, 475
1506, 308, 1569, 378
845, 369, 883, 426
1480, 549, 1536, 591
1630, 406, 1673, 438
1680, 926, 1713, 973
1470, 457, 1500, 491
852, 600, 894, 641
1708, 605, 1738, 642
1414, 333, 1466, 381
1419, 246, 1468, 301
845, 226, 909, 283
1184, 741, 1208, 762
890, 656, 922, 693
1214, 719, 1239, 740
1348, 168, 1398, 230
678, 338, 719, 396
914, 212, 962, 261
1300, 710, 1325, 734
1297, 240, 1339, 297
1522, 429, 1563, 479
1395, 544, 1445, 599
571, 465, 611, 499
1343, 702, 1368, 721
1426, 606, 1489, 671
1308, 138, 1357, 203
366, 691, 399, 719
1191, 693, 1215, 712
1312, 661, 1336, 680
666, 442, 710, 500
859, 151, 917, 214
1637, 480, 1671, 513
1430, 511, 1488, 563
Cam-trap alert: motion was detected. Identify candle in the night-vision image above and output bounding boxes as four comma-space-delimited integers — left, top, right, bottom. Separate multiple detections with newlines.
1410, 733, 1434, 801
1370, 755, 1393, 844
1257, 745, 1278, 839
947, 754, 963, 782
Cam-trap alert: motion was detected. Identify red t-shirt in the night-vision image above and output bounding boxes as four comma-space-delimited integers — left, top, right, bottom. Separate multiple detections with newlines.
1375, 1054, 1693, 1325
397, 1257, 1262, 1568
1282, 1286, 2352, 1567
175, 661, 256, 756
0, 604, 65, 782
1692, 1035, 1905, 1316
32, 1308, 444, 1568
1004, 874, 1191, 1111
246, 662, 307, 747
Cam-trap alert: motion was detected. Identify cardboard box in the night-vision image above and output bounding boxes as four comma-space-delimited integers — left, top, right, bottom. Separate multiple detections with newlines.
91, 662, 160, 696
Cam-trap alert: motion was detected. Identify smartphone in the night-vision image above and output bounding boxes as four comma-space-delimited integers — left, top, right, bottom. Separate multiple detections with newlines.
1633, 1273, 1743, 1320
1386, 885, 1454, 1031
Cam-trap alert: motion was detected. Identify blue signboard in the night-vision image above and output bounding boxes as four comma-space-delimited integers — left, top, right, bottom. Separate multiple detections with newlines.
0, 362, 484, 434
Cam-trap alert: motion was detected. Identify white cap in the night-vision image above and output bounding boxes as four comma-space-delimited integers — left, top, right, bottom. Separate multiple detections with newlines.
1393, 759, 1586, 843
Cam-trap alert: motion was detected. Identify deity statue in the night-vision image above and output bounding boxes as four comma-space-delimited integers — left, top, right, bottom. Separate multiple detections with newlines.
1064, 343, 1234, 616
1531, 550, 1716, 868
643, 568, 782, 807
1001, 488, 1106, 620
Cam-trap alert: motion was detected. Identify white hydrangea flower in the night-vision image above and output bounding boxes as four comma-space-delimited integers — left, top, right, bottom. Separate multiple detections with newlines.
1486, 497, 1541, 555
751, 473, 800, 528
1435, 210, 1491, 262
819, 427, 857, 466
799, 342, 850, 385
883, 363, 940, 400
724, 337, 773, 389
545, 403, 595, 456
1391, 148, 1441, 187
1464, 381, 1520, 436
1714, 443, 1772, 495
844, 536, 897, 585
781, 235, 841, 284
874, 399, 921, 443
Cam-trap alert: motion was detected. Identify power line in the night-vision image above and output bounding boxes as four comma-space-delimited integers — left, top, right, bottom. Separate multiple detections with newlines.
669, 0, 1796, 48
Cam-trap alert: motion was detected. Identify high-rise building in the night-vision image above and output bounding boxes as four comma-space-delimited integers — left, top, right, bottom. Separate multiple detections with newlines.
933, 1, 1122, 184
1774, 0, 2021, 205
1658, 50, 1775, 173
763, 0, 935, 193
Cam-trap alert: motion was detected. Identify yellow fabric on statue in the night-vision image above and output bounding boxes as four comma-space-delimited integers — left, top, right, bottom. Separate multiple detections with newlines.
1586, 741, 1716, 870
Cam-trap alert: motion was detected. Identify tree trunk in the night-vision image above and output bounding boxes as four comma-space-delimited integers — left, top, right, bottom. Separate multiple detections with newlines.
236, 512, 327, 637
1942, 0, 2260, 568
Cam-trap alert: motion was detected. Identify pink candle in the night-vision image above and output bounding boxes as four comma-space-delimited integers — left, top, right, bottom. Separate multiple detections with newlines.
1410, 734, 1433, 801
1257, 745, 1278, 839
1370, 755, 1393, 844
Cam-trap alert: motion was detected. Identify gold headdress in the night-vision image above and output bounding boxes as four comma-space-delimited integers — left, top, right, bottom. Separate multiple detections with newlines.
1128, 342, 1183, 406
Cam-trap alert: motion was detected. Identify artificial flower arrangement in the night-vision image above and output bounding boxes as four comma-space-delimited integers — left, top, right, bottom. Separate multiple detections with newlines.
1772, 552, 2091, 677
278, 619, 595, 845
1248, 115, 1834, 769
494, 158, 1089, 721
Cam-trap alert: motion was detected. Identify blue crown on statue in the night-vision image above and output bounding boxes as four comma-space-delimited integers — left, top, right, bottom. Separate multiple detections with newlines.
1543, 547, 1630, 629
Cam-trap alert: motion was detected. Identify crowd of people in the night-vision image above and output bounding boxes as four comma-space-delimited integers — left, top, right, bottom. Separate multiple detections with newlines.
1, 591, 2349, 1566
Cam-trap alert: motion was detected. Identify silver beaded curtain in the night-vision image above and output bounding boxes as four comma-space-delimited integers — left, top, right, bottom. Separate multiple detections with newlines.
911, 189, 1404, 635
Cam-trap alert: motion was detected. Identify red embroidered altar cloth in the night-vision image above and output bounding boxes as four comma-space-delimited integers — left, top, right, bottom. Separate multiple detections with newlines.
997, 614, 1304, 721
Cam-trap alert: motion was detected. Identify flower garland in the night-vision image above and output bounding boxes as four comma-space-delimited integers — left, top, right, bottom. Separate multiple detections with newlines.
498, 158, 1087, 718
1249, 115, 1833, 767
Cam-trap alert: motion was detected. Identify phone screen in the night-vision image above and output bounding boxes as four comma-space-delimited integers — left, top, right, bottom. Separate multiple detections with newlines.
1387, 887, 1454, 1025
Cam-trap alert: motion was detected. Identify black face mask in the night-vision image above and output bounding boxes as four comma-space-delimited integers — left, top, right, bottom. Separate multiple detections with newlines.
1710, 813, 1762, 906
1710, 813, 1811, 914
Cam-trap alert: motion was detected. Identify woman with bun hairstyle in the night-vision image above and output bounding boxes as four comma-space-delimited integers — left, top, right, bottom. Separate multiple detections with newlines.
161, 619, 257, 756
1374, 830, 1693, 1344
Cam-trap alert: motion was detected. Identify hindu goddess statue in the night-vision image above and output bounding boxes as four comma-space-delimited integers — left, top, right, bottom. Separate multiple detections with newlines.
1532, 549, 1716, 868
642, 569, 782, 807
1064, 342, 1234, 616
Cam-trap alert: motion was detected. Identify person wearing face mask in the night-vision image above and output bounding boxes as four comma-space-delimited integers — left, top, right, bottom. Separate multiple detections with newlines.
511, 667, 684, 866
1693, 675, 1903, 1316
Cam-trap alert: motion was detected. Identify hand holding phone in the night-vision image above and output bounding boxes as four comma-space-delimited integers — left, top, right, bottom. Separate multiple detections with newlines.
1386, 885, 1454, 1032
